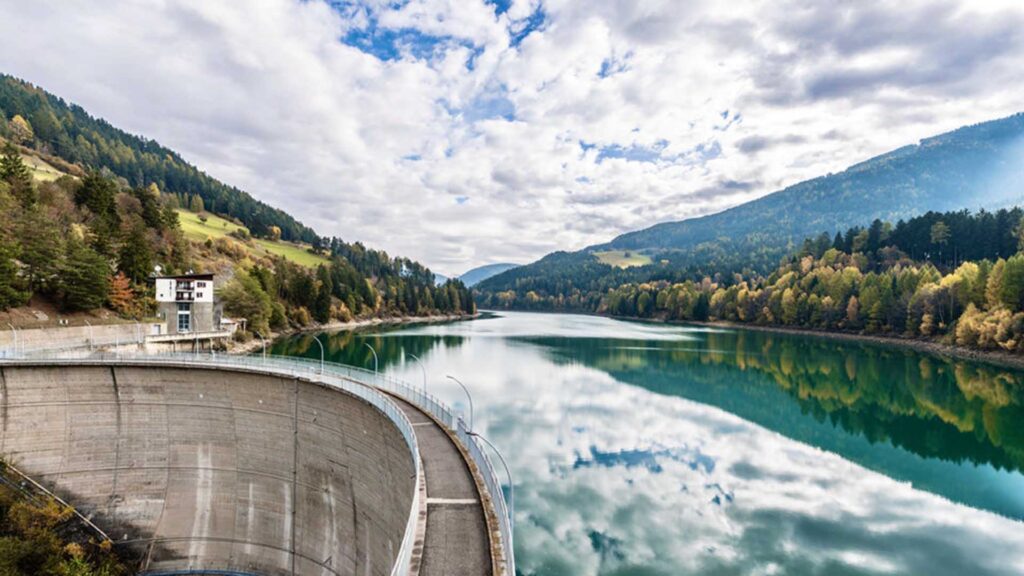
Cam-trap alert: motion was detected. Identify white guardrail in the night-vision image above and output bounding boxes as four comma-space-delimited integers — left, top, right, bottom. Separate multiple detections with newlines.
309, 358, 517, 576
0, 348, 516, 576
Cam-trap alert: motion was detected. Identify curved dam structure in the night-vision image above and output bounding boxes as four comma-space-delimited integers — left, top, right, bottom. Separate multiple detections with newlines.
0, 360, 423, 575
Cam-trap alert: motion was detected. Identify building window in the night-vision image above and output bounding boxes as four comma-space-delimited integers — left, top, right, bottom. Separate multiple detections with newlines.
177, 302, 191, 333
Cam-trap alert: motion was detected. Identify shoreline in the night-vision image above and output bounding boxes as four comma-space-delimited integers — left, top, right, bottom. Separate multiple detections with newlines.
480, 308, 1024, 372
625, 315, 1024, 371
227, 313, 478, 355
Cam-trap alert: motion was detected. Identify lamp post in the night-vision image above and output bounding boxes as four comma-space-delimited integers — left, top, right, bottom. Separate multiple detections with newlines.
84, 319, 93, 351
312, 335, 325, 374
364, 342, 378, 374
445, 375, 473, 433
255, 331, 267, 362
469, 431, 514, 548
408, 353, 427, 392
6, 323, 17, 357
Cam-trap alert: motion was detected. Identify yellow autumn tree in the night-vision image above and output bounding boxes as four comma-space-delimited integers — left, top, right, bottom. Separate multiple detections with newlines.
9, 114, 33, 144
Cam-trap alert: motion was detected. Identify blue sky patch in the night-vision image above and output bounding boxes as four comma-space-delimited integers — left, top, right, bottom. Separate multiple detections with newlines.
691, 140, 722, 162
509, 5, 546, 46
485, 0, 513, 16
598, 52, 632, 78
596, 139, 669, 164
335, 1, 545, 61
343, 25, 458, 61
454, 85, 516, 122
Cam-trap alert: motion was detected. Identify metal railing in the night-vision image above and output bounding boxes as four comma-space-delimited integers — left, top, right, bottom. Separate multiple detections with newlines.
0, 353, 422, 576
270, 356, 516, 576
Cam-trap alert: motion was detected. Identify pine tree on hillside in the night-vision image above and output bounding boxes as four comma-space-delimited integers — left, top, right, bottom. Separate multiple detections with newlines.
0, 143, 35, 207
16, 208, 62, 292
134, 184, 163, 229
189, 194, 205, 213
60, 236, 110, 311
313, 265, 333, 323
0, 239, 29, 310
118, 223, 154, 283
75, 172, 121, 248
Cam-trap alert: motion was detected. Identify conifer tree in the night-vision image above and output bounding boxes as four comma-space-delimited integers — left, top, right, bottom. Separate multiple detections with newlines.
16, 207, 62, 292
75, 172, 121, 247
0, 239, 28, 310
0, 142, 35, 206
313, 265, 333, 323
118, 223, 154, 283
60, 236, 110, 311
189, 194, 205, 213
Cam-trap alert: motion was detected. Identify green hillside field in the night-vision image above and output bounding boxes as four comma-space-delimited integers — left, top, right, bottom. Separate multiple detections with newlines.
22, 153, 66, 182
176, 209, 328, 268
10, 146, 328, 270
593, 250, 652, 268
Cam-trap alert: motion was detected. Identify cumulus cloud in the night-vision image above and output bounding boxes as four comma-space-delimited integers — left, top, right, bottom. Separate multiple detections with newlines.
1, 0, 1022, 274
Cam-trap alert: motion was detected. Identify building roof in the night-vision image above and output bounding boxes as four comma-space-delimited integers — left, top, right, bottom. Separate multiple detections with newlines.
153, 273, 214, 281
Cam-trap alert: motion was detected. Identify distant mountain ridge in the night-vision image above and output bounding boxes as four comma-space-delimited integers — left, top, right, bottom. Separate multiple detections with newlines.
601, 113, 1024, 253
478, 112, 1024, 303
459, 263, 518, 287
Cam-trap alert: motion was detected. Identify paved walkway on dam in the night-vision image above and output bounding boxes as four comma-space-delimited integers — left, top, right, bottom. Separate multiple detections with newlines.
391, 397, 493, 576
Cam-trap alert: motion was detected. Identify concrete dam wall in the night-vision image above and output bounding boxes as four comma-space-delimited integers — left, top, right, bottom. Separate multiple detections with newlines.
0, 363, 417, 575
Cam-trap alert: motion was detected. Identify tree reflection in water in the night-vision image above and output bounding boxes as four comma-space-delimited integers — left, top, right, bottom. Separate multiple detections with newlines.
522, 329, 1024, 518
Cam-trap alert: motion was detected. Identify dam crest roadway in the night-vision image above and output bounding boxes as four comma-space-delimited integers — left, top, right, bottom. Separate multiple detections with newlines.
0, 353, 513, 576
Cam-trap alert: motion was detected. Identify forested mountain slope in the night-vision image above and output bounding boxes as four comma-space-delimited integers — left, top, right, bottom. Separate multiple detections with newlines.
606, 113, 1024, 252
0, 74, 316, 242
0, 74, 474, 332
478, 113, 1024, 308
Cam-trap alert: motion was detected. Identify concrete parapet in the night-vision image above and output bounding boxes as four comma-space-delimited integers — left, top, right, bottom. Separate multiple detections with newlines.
0, 364, 416, 576
0, 323, 161, 355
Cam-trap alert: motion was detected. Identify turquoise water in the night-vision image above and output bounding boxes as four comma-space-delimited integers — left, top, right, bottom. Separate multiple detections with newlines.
271, 311, 1024, 575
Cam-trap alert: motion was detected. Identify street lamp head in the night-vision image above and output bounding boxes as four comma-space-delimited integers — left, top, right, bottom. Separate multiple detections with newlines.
364, 342, 379, 373
445, 375, 474, 432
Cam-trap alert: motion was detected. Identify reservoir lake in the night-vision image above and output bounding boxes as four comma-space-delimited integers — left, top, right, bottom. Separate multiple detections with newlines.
270, 311, 1024, 576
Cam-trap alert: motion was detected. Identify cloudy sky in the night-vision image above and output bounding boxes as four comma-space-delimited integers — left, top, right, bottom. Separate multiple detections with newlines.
2, 0, 1024, 274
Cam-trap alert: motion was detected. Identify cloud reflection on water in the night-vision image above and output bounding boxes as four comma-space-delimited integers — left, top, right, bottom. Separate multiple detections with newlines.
279, 311, 1024, 575
491, 357, 1024, 575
